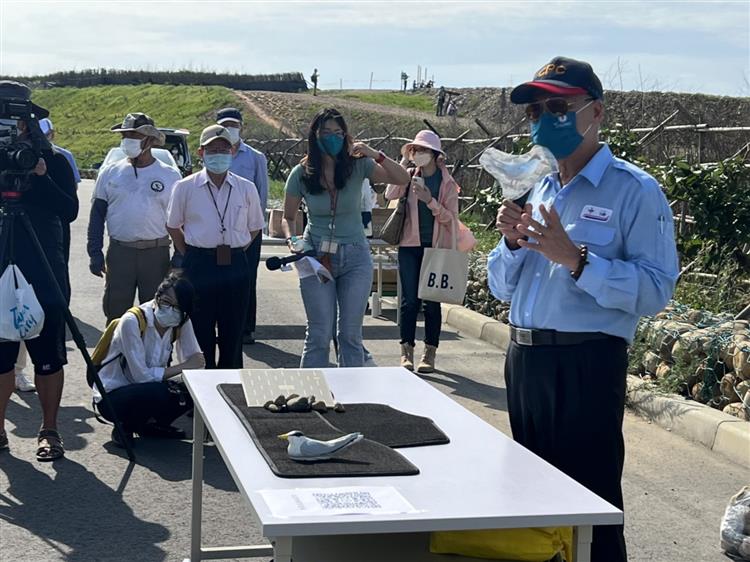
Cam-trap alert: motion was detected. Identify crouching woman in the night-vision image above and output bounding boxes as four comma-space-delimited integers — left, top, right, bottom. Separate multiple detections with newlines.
93, 273, 205, 447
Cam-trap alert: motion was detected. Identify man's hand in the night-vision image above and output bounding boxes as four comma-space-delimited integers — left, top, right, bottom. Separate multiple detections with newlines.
496, 200, 532, 250
170, 251, 184, 269
516, 204, 581, 271
32, 158, 47, 177
89, 253, 106, 277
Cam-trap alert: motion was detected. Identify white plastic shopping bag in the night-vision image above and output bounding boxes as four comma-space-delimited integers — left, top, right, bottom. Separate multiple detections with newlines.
418, 221, 469, 305
0, 264, 45, 341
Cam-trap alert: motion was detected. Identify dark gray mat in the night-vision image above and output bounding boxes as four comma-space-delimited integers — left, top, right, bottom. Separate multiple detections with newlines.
218, 384, 420, 478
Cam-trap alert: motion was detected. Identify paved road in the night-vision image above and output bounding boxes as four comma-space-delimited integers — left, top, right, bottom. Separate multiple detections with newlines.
0, 180, 744, 561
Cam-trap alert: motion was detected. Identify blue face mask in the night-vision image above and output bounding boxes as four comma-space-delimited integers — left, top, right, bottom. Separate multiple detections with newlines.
530, 101, 593, 159
203, 153, 233, 174
317, 133, 344, 157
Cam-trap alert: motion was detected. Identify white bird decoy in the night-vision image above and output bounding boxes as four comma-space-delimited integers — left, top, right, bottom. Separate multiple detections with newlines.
278, 430, 363, 461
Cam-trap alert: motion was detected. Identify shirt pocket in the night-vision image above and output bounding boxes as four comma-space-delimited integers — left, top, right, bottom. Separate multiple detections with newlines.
232, 204, 249, 233
565, 221, 616, 248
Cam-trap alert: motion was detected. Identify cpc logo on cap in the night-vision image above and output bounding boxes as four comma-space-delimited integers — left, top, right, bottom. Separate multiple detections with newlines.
536, 64, 567, 79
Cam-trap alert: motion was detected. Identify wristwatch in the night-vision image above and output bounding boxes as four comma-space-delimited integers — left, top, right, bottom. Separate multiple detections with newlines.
375, 151, 386, 164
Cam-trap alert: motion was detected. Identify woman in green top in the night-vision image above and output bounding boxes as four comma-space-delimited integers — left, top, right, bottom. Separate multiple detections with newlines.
282, 108, 410, 367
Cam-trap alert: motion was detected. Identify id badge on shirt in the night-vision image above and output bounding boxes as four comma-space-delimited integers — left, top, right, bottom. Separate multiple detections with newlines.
320, 239, 338, 254
216, 244, 232, 266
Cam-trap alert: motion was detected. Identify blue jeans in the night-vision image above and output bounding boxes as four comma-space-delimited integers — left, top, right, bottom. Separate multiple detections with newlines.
299, 241, 373, 368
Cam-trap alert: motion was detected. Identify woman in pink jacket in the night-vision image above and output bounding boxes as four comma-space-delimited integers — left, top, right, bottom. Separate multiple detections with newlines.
385, 130, 459, 373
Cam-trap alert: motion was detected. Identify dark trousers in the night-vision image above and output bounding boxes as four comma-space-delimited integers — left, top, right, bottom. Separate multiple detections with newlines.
398, 246, 441, 347
97, 382, 193, 433
184, 247, 250, 369
243, 234, 262, 336
504, 337, 628, 562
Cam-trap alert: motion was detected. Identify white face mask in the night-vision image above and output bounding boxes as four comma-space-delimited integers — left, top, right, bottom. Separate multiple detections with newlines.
154, 305, 182, 328
120, 137, 143, 159
412, 152, 433, 168
225, 127, 241, 144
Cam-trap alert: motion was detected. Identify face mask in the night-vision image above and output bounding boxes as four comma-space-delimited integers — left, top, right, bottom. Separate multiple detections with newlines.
155, 305, 182, 328
530, 101, 594, 159
317, 134, 344, 157
412, 152, 433, 168
120, 138, 143, 159
225, 127, 241, 144
203, 153, 233, 174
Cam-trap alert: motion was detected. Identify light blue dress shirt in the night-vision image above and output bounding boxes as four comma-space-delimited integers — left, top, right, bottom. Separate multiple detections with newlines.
54, 144, 81, 184
229, 141, 268, 212
487, 144, 679, 343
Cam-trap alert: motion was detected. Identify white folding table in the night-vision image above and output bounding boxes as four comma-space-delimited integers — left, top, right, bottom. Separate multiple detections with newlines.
183, 368, 622, 562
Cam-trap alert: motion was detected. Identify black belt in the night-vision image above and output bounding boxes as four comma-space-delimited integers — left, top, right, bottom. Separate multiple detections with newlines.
186, 245, 245, 256
509, 325, 613, 346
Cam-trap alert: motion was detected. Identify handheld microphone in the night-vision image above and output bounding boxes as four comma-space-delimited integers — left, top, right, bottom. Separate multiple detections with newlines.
266, 250, 316, 271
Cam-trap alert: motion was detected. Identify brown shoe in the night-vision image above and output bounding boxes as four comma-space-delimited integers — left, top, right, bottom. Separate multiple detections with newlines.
400, 343, 415, 371
417, 345, 437, 374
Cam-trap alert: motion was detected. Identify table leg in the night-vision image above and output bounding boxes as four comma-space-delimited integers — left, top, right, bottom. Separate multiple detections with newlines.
271, 536, 293, 562
190, 408, 206, 562
573, 525, 592, 562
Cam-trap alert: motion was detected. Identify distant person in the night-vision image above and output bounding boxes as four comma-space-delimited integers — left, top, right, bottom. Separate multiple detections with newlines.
215, 107, 269, 345
446, 99, 457, 116
311, 68, 320, 96
167, 125, 264, 369
171, 146, 185, 168
400, 71, 409, 92
488, 56, 679, 562
385, 130, 459, 374
281, 108, 409, 368
93, 273, 205, 449
87, 113, 181, 324
435, 86, 446, 116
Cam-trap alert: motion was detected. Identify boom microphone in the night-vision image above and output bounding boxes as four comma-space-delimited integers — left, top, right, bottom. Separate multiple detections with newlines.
266, 250, 317, 271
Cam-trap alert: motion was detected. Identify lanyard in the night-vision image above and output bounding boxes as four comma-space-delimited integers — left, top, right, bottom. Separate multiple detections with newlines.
206, 180, 233, 238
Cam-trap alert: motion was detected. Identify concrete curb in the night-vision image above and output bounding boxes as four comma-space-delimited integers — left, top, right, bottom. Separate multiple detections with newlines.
443, 304, 750, 468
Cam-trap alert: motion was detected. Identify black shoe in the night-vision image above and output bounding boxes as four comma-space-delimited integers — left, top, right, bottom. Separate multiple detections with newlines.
139, 423, 186, 439
111, 427, 134, 449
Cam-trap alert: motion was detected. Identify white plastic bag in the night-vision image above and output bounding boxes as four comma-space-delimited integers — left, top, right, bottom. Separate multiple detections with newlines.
479, 145, 558, 201
720, 486, 750, 560
0, 264, 45, 341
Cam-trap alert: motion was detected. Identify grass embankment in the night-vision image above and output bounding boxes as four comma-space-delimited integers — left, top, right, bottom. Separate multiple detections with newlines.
31, 84, 277, 168
323, 90, 434, 113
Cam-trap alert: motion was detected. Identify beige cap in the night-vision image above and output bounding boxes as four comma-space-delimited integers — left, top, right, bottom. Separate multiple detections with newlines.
199, 124, 234, 147
111, 113, 165, 146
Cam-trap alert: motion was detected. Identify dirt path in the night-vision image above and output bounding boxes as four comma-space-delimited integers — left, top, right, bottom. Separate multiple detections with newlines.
234, 90, 479, 137
233, 90, 296, 136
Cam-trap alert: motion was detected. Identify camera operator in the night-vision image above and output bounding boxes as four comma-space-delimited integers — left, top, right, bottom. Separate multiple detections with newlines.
0, 81, 79, 461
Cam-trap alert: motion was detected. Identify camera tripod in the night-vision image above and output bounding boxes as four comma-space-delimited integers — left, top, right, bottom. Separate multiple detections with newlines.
0, 197, 136, 461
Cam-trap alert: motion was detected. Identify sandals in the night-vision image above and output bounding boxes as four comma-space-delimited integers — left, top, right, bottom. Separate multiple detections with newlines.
36, 428, 64, 462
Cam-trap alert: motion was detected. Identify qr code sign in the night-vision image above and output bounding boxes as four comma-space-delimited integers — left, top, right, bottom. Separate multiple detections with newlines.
312, 491, 382, 510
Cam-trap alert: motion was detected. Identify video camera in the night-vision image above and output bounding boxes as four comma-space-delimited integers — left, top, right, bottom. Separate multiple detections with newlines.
0, 81, 50, 195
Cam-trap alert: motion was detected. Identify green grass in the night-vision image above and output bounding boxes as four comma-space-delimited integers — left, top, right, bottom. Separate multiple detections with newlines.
323, 90, 434, 113
462, 217, 500, 254
269, 179, 285, 204
31, 84, 276, 168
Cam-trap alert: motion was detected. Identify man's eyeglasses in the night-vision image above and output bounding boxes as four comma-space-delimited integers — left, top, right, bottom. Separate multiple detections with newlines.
525, 97, 593, 122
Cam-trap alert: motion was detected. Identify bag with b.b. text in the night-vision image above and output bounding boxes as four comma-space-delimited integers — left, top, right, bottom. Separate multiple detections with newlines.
418, 219, 469, 305
0, 264, 45, 341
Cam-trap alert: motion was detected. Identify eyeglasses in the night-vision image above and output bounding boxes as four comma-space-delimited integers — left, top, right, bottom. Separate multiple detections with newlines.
156, 296, 178, 309
525, 97, 593, 122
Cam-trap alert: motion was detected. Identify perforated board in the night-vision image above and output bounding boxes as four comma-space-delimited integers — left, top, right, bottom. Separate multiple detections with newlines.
239, 369, 335, 407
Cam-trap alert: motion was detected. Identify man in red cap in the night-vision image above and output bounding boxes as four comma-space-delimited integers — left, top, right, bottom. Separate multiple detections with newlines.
488, 57, 679, 562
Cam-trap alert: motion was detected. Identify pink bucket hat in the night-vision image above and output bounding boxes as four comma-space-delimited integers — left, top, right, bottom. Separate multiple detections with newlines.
401, 130, 444, 158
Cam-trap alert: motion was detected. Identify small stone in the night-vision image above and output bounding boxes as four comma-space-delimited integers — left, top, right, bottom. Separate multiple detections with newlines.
263, 400, 274, 409
266, 403, 280, 413
334, 402, 346, 413
287, 396, 310, 412
287, 393, 299, 400
312, 401, 327, 412
274, 395, 287, 407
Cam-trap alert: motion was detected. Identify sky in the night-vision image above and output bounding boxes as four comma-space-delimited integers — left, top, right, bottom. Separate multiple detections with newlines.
1, 0, 748, 96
